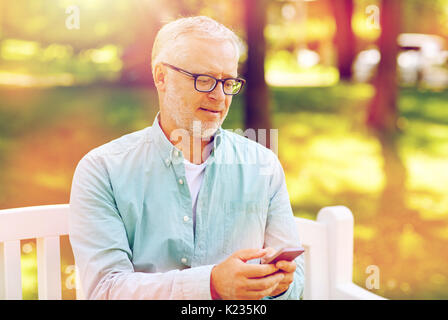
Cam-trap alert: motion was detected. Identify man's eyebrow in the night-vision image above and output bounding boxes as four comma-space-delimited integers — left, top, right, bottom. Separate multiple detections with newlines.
195, 70, 238, 78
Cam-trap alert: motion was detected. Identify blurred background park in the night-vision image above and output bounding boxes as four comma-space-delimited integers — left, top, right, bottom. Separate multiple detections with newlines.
0, 0, 447, 299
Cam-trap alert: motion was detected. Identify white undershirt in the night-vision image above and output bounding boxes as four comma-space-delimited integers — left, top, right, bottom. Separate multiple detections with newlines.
183, 158, 207, 233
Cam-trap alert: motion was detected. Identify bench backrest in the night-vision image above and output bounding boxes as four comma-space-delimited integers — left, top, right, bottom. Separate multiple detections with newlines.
0, 204, 382, 300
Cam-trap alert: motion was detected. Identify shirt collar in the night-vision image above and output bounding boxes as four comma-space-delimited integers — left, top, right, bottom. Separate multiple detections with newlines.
148, 112, 224, 167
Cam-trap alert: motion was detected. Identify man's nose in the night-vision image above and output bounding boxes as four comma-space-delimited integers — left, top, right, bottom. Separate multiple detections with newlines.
208, 81, 226, 101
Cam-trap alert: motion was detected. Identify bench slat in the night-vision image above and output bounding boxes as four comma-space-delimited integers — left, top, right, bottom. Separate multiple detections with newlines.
295, 218, 329, 299
0, 240, 22, 299
0, 205, 69, 242
37, 236, 62, 300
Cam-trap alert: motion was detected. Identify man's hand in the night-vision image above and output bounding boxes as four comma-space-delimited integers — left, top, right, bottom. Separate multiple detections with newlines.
261, 247, 296, 297
268, 260, 296, 297
210, 248, 285, 300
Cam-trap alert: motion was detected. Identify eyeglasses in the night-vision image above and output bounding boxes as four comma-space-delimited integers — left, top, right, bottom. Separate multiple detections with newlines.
161, 62, 246, 95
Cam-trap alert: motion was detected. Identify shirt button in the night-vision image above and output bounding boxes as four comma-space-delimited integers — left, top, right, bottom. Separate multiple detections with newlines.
165, 159, 170, 166
181, 257, 187, 264
178, 178, 184, 185
183, 216, 189, 222
174, 150, 179, 157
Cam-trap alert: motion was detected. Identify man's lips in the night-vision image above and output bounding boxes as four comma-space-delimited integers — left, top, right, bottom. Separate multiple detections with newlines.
199, 107, 221, 113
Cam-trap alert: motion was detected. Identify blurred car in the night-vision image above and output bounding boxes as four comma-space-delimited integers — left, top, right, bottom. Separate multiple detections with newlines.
353, 33, 448, 88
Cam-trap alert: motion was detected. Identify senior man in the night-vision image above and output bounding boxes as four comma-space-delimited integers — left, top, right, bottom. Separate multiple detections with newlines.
69, 16, 305, 300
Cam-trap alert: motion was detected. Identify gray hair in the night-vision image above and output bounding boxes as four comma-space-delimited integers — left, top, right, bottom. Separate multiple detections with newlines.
151, 16, 242, 77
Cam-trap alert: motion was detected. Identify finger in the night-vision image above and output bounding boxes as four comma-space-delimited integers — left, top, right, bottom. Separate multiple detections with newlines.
270, 284, 289, 297
234, 248, 268, 263
240, 263, 279, 278
275, 260, 296, 273
244, 273, 285, 291
244, 281, 281, 300
264, 247, 276, 255
260, 247, 276, 264
276, 271, 294, 285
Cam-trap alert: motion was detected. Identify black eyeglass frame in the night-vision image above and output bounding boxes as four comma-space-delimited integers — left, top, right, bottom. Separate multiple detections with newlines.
161, 62, 246, 95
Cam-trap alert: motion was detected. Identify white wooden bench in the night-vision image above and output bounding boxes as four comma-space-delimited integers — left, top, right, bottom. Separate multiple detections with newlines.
0, 204, 384, 300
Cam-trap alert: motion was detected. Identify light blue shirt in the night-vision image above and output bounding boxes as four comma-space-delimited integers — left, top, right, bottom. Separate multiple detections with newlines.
69, 114, 305, 300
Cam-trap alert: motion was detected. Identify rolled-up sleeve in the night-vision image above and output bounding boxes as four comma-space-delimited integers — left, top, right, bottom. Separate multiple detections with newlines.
69, 152, 214, 299
262, 154, 305, 300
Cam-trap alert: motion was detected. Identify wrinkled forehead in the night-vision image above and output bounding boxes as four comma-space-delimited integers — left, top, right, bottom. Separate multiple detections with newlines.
167, 35, 239, 77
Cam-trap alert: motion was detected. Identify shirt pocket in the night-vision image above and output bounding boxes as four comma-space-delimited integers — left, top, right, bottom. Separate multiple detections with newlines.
222, 201, 267, 256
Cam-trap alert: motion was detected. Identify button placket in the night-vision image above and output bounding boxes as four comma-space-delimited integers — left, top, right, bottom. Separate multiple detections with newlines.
170, 148, 193, 265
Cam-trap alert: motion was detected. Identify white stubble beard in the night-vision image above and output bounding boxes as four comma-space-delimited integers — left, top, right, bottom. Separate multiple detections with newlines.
162, 84, 228, 140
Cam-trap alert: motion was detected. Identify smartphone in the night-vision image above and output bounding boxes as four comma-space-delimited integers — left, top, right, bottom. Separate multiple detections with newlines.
263, 247, 305, 264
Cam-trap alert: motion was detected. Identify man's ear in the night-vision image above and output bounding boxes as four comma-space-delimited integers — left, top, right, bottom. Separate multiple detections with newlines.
153, 63, 167, 92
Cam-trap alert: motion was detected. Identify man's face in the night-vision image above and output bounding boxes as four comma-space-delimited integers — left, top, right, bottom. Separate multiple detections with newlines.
159, 36, 239, 139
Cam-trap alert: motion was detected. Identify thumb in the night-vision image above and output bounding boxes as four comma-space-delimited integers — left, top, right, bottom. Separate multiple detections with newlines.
261, 247, 277, 264
234, 248, 267, 262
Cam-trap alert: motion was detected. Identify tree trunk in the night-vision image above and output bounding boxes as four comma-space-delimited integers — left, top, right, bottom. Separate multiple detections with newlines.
366, 0, 401, 132
119, 2, 163, 87
330, 0, 356, 81
243, 0, 271, 149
